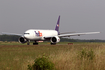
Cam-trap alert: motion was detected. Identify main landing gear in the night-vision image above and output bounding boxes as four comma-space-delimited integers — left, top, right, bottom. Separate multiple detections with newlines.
27, 41, 56, 45
33, 41, 38, 45
27, 41, 38, 45
51, 43, 56, 45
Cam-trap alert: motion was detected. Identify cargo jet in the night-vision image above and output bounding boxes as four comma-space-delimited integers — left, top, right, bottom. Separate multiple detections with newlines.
2, 16, 100, 45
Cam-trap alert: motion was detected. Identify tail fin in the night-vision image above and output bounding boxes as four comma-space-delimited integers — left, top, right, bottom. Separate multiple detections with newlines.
55, 16, 60, 34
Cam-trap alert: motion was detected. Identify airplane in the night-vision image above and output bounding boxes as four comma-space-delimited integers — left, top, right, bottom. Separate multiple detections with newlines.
2, 16, 100, 45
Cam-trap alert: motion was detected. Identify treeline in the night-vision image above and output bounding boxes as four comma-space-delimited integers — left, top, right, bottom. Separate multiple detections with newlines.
0, 35, 105, 42
0, 35, 20, 41
61, 38, 105, 42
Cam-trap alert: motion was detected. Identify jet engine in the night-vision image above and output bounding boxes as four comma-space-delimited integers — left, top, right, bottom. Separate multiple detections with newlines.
18, 37, 28, 43
50, 36, 60, 43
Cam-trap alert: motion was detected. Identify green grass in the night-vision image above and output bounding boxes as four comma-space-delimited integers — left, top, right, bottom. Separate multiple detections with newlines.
0, 42, 105, 70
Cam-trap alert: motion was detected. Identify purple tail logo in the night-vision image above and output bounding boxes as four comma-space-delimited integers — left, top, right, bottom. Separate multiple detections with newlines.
55, 16, 60, 35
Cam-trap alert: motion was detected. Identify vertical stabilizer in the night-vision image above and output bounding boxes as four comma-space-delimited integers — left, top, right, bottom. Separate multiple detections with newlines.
55, 16, 60, 34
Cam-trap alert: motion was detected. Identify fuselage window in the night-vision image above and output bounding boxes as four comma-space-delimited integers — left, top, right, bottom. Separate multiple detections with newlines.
24, 33, 30, 34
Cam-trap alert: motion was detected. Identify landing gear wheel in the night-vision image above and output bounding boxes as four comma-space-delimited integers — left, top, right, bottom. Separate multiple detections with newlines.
33, 42, 38, 45
27, 42, 30, 45
27, 40, 30, 45
51, 43, 56, 45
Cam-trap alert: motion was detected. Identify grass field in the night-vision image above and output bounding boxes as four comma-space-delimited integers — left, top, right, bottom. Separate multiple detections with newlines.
0, 42, 105, 70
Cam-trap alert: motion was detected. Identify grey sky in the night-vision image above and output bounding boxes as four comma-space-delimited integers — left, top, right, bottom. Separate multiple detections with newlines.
0, 0, 104, 39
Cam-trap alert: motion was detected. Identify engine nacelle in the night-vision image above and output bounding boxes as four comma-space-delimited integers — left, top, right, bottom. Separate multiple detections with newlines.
18, 37, 28, 43
50, 36, 60, 43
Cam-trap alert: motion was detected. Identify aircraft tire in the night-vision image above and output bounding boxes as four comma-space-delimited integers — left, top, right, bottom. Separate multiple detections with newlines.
51, 43, 56, 45
33, 43, 38, 45
27, 42, 30, 45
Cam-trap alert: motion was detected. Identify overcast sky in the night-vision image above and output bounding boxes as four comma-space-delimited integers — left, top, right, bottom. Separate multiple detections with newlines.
0, 0, 105, 40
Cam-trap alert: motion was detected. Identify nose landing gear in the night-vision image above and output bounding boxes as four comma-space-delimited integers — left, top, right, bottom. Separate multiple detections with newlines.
27, 40, 30, 45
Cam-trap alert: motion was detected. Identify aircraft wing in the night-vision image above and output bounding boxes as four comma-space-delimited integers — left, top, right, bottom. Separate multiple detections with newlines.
59, 32, 75, 34
58, 32, 100, 37
2, 32, 23, 36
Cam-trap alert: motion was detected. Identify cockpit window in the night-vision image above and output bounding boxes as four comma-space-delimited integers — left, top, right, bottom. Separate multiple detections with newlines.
24, 33, 30, 34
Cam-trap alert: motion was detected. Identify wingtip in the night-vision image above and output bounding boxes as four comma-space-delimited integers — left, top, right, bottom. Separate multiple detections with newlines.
97, 32, 101, 33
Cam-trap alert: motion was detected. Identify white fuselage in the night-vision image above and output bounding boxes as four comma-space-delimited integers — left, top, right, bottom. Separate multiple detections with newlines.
24, 29, 58, 40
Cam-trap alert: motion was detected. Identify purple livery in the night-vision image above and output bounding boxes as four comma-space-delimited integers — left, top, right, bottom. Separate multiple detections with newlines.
55, 16, 60, 34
